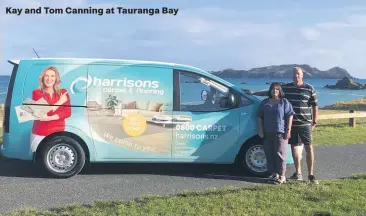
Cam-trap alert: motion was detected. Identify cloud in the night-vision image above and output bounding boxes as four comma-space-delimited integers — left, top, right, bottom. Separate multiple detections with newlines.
314, 15, 366, 30
293, 13, 366, 77
300, 28, 321, 41
181, 18, 213, 34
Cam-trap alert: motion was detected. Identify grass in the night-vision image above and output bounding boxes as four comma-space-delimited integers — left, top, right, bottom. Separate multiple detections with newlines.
313, 108, 366, 145
3, 174, 366, 216
323, 97, 366, 111
314, 96, 366, 145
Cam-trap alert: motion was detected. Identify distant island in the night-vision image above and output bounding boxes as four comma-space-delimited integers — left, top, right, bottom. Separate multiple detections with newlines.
210, 64, 358, 79
324, 77, 366, 90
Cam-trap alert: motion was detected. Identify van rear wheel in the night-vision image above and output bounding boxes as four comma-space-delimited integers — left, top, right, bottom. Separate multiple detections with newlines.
239, 143, 269, 177
39, 136, 85, 178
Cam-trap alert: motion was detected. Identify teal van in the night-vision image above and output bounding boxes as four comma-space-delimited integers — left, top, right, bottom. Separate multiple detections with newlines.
1, 58, 293, 178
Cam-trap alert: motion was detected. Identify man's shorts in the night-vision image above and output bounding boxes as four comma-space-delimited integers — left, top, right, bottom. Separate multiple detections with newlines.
288, 125, 312, 146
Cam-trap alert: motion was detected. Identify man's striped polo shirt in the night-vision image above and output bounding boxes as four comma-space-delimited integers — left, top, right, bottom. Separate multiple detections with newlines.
281, 82, 318, 127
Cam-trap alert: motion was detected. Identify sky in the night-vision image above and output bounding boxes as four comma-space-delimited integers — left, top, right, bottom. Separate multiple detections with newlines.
1, 0, 366, 78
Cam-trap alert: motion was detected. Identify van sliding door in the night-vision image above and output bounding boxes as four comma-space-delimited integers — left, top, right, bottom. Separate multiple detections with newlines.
86, 64, 173, 159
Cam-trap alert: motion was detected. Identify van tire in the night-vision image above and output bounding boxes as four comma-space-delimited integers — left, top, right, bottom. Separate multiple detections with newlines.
39, 135, 85, 178
238, 142, 269, 177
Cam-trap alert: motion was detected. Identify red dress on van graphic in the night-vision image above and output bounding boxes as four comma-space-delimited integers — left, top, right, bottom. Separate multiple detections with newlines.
31, 88, 72, 136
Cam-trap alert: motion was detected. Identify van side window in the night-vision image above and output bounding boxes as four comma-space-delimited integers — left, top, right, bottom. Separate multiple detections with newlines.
179, 71, 231, 112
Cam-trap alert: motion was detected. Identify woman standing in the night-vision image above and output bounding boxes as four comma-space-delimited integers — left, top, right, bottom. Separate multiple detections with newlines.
257, 82, 295, 184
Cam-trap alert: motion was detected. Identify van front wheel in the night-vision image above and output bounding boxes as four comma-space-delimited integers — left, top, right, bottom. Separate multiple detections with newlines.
39, 136, 85, 178
239, 143, 269, 177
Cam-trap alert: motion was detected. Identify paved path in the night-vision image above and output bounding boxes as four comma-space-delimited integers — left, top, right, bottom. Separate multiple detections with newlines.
0, 143, 366, 214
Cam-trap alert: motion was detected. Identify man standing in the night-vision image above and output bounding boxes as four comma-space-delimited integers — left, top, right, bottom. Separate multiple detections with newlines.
244, 67, 319, 184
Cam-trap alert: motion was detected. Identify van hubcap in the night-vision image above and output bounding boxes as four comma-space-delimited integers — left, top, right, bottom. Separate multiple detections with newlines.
245, 145, 267, 173
47, 144, 76, 173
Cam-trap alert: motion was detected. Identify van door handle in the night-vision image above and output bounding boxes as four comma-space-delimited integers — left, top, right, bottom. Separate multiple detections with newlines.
241, 113, 247, 116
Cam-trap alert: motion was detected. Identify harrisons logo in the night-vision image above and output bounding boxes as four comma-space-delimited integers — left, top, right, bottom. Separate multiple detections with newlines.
69, 76, 92, 94
70, 76, 164, 95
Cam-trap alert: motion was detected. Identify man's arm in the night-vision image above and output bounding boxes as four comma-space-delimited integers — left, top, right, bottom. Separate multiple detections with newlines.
242, 89, 269, 96
312, 105, 318, 124
309, 86, 318, 126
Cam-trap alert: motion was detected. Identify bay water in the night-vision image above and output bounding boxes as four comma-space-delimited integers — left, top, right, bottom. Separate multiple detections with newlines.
0, 76, 365, 108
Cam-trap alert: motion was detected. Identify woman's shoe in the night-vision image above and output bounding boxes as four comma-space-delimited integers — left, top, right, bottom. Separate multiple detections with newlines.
273, 176, 286, 185
268, 174, 278, 183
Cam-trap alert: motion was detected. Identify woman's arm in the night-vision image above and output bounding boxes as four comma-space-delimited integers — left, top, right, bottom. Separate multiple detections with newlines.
284, 99, 295, 139
50, 91, 69, 112
32, 90, 54, 117
32, 90, 42, 101
32, 89, 67, 115
257, 117, 264, 138
53, 105, 71, 121
286, 115, 293, 131
51, 90, 71, 120
39, 90, 72, 121
256, 101, 265, 138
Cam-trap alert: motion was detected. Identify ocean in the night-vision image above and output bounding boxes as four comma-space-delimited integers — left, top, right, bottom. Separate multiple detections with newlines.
0, 76, 9, 103
0, 76, 365, 108
227, 78, 366, 108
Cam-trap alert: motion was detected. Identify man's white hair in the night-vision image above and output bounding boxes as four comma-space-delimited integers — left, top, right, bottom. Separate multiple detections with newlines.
293, 67, 303, 73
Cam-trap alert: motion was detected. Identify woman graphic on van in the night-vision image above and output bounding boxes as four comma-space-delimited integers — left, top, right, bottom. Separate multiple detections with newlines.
30, 66, 71, 152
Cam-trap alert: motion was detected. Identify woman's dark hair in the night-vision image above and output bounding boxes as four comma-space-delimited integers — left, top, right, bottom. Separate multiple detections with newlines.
268, 82, 285, 98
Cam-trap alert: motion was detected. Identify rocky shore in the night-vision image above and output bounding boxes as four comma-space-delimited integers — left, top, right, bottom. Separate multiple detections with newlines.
324, 77, 366, 90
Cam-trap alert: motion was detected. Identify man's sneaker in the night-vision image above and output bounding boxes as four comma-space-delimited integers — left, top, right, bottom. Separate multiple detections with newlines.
289, 172, 303, 181
308, 175, 319, 184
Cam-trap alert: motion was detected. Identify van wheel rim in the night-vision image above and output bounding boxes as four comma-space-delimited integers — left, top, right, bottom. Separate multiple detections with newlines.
245, 145, 267, 173
46, 144, 77, 173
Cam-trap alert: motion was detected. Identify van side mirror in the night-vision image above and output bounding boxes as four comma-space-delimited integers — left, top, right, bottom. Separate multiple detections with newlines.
219, 97, 228, 108
201, 90, 208, 101
219, 94, 236, 108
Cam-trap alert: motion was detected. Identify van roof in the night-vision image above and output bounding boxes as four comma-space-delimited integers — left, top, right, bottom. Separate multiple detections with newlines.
9, 57, 237, 88
11, 57, 205, 70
